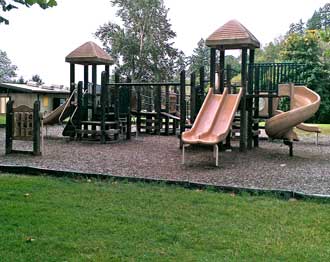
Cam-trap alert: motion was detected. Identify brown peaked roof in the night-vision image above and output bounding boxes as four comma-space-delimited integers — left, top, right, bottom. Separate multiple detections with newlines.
206, 20, 260, 49
65, 41, 114, 65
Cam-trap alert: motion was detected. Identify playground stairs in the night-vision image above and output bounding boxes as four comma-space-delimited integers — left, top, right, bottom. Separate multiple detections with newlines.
62, 107, 122, 142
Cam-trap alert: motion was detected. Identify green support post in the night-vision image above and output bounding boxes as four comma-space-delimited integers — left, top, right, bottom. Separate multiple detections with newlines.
100, 71, 108, 144
190, 72, 196, 123
114, 73, 120, 122
247, 49, 255, 150
180, 70, 186, 148
240, 48, 248, 152
33, 100, 41, 156
198, 66, 205, 112
253, 65, 260, 147
219, 50, 225, 94
165, 85, 170, 135
155, 85, 161, 135
126, 77, 132, 140
70, 63, 75, 93
77, 81, 83, 140
5, 100, 13, 154
83, 65, 89, 137
210, 48, 216, 93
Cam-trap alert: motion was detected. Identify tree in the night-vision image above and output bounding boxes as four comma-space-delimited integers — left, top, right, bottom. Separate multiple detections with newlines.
31, 74, 43, 85
255, 37, 284, 63
95, 0, 185, 81
0, 50, 17, 82
281, 30, 330, 123
307, 3, 330, 30
187, 38, 210, 76
287, 19, 305, 35
0, 0, 57, 25
18, 76, 26, 84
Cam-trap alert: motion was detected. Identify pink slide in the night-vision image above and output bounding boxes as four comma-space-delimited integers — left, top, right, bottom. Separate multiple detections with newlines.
182, 87, 242, 166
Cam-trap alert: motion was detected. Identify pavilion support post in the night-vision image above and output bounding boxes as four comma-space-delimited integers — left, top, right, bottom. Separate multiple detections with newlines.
126, 77, 132, 140
33, 100, 41, 156
5, 100, 13, 154
247, 49, 255, 150
83, 65, 89, 137
92, 65, 97, 121
210, 48, 216, 93
114, 73, 120, 122
180, 70, 186, 148
190, 72, 196, 123
226, 64, 232, 94
100, 71, 108, 144
155, 85, 161, 135
240, 48, 248, 152
77, 81, 83, 140
70, 63, 75, 93
219, 50, 225, 94
198, 66, 205, 112
253, 65, 260, 147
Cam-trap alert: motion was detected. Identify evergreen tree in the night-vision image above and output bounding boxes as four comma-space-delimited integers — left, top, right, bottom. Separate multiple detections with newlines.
307, 3, 330, 30
187, 38, 210, 76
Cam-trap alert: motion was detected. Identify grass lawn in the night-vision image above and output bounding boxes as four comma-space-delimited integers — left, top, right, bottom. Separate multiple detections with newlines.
317, 124, 330, 135
1, 175, 330, 261
0, 114, 5, 125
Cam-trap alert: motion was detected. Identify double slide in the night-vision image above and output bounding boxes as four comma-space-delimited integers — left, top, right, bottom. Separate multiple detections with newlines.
182, 87, 242, 166
265, 85, 320, 141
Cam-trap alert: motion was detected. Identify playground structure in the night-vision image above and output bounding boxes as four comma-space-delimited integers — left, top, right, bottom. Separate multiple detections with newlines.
5, 100, 42, 155
41, 20, 321, 166
181, 20, 321, 165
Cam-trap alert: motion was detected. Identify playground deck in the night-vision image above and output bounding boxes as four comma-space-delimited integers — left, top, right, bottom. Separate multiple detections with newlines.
1, 126, 330, 195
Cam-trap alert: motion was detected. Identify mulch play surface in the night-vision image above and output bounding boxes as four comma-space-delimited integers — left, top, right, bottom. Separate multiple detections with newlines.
1, 126, 330, 195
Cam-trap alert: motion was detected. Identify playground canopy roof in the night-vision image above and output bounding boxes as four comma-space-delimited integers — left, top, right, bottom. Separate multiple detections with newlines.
206, 20, 260, 50
65, 41, 114, 65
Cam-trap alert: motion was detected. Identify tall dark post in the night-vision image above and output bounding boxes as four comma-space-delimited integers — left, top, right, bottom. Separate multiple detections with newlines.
240, 48, 248, 152
247, 49, 255, 150
114, 73, 120, 122
226, 64, 232, 94
126, 77, 132, 140
219, 50, 225, 94
70, 63, 75, 93
92, 65, 97, 121
155, 85, 161, 135
33, 100, 41, 156
136, 85, 142, 133
210, 48, 216, 92
165, 85, 170, 135
198, 66, 205, 112
190, 72, 196, 123
77, 81, 83, 140
5, 100, 13, 154
254, 65, 260, 147
180, 70, 186, 148
100, 71, 108, 144
83, 65, 89, 137
225, 64, 232, 149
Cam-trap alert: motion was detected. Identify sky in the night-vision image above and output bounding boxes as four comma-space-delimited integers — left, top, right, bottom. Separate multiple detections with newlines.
1, 0, 329, 86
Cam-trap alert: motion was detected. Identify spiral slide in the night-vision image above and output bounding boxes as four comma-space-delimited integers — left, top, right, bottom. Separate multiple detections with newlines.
265, 85, 320, 141
182, 87, 242, 166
